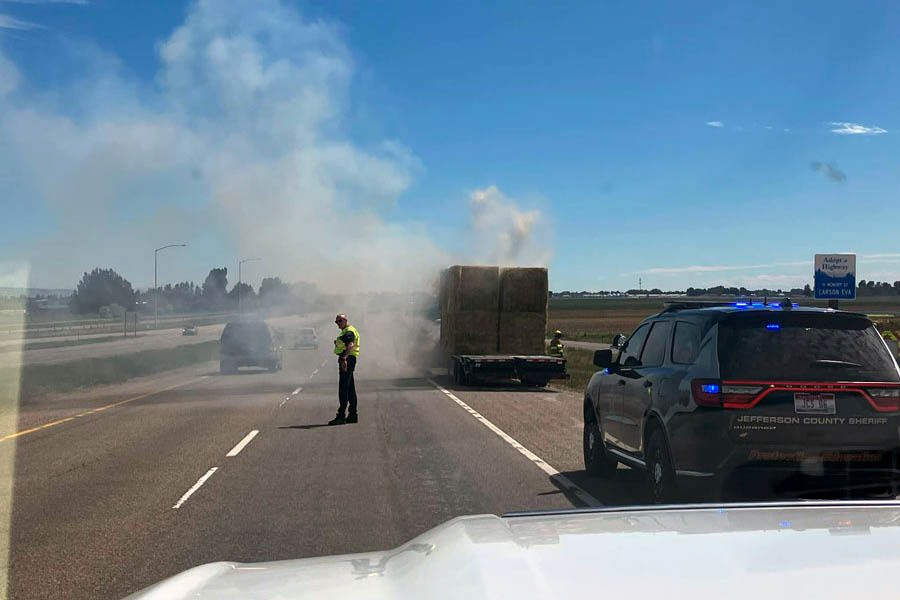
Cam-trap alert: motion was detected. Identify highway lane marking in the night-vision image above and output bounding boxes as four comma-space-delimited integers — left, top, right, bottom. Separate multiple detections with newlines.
226, 430, 259, 457
309, 360, 328, 380
291, 386, 302, 395
172, 467, 218, 509
0, 375, 209, 443
428, 380, 601, 508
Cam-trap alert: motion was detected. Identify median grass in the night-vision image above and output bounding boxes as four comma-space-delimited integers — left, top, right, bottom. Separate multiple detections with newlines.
2, 340, 219, 398
0, 334, 131, 354
557, 347, 599, 394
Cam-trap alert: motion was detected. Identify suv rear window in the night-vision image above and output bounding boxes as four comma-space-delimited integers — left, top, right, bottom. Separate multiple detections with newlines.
222, 322, 272, 348
718, 312, 899, 382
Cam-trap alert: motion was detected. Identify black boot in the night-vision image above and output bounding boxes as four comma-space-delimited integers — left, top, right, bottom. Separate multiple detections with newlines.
345, 414, 358, 423
328, 414, 346, 426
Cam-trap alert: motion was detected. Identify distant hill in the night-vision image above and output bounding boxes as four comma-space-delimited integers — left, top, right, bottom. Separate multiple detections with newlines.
0, 287, 72, 298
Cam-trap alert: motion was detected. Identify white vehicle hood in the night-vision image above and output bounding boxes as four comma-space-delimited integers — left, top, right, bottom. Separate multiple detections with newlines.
126, 501, 900, 599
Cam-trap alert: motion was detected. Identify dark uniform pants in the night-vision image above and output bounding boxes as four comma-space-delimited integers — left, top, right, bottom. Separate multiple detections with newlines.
338, 355, 358, 418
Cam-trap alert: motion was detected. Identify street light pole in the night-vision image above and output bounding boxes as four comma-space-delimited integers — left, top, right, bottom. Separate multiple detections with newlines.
238, 257, 262, 317
154, 244, 187, 329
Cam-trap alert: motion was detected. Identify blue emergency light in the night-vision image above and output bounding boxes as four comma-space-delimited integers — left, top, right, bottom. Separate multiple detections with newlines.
700, 383, 720, 394
766, 323, 780, 330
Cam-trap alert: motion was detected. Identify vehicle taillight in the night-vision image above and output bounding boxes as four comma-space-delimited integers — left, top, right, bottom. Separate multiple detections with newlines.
692, 380, 766, 408
691, 379, 722, 407
721, 384, 764, 407
866, 387, 900, 411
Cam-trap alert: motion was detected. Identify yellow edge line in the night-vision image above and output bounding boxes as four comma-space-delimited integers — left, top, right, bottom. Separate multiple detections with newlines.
1, 376, 207, 443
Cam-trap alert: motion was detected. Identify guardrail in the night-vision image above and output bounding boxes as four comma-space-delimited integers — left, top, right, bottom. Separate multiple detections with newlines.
2, 311, 240, 338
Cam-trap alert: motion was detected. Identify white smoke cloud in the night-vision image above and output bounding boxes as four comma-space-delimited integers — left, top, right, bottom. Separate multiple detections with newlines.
0, 0, 475, 293
1, 0, 555, 292
468, 185, 551, 266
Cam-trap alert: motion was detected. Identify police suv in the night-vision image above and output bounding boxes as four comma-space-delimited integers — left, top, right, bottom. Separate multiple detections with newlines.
584, 301, 900, 501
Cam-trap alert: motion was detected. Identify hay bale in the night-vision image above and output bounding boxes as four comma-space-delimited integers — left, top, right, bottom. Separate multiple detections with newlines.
498, 312, 547, 355
500, 267, 548, 313
459, 266, 500, 311
441, 265, 501, 312
440, 265, 501, 355
441, 311, 499, 354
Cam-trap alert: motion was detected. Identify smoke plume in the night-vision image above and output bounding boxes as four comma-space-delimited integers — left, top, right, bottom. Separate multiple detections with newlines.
810, 161, 847, 184
0, 0, 551, 295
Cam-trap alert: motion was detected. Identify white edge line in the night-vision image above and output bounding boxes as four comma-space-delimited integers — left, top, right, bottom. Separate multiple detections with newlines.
172, 467, 218, 509
312, 369, 319, 376
226, 430, 259, 457
292, 386, 302, 395
427, 380, 601, 508
279, 398, 289, 408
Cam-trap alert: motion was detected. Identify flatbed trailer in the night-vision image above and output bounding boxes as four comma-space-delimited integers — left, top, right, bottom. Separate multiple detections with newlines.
451, 354, 568, 387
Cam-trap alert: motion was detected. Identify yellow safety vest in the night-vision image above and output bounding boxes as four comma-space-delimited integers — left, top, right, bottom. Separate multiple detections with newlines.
334, 325, 360, 357
548, 339, 564, 357
883, 330, 898, 342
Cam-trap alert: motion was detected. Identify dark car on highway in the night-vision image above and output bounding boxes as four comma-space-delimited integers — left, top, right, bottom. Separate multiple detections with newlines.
182, 324, 198, 336
220, 321, 283, 374
293, 327, 318, 349
584, 302, 900, 501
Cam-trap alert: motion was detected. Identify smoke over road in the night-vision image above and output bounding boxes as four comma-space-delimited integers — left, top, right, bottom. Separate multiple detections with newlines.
0, 0, 552, 295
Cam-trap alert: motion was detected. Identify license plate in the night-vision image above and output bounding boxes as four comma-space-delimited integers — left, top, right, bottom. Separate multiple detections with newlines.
794, 392, 836, 414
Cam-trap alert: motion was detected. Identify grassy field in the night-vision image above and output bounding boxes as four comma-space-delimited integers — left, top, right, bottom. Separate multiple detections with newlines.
548, 298, 665, 342
0, 334, 132, 354
548, 296, 900, 342
549, 298, 900, 395
558, 347, 597, 393
1, 340, 219, 399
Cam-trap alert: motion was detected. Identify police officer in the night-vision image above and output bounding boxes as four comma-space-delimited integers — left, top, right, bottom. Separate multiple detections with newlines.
548, 330, 565, 357
329, 314, 360, 425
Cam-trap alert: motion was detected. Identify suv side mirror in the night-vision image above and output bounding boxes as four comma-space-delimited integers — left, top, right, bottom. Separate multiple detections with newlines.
593, 349, 614, 368
611, 333, 627, 349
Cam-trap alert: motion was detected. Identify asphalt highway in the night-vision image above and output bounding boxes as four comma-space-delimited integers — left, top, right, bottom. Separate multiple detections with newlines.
5, 336, 613, 599
9, 319, 886, 598
0, 315, 305, 368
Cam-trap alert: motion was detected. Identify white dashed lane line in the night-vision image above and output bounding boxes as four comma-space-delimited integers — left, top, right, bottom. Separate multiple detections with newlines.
225, 430, 259, 457
310, 360, 327, 379
428, 380, 601, 508
172, 467, 218, 509
291, 386, 302, 395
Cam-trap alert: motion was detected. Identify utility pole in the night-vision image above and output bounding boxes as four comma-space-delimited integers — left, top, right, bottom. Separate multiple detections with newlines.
155, 244, 187, 329
238, 257, 261, 317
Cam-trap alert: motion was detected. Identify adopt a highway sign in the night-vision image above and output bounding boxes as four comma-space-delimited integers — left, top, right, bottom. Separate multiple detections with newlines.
814, 254, 856, 300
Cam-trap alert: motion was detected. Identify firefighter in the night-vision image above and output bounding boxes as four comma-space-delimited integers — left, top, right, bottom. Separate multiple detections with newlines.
548, 330, 565, 357
328, 314, 360, 425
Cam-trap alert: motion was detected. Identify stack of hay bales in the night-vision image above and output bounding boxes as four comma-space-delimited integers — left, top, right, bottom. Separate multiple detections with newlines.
498, 267, 548, 355
440, 265, 549, 356
440, 265, 500, 355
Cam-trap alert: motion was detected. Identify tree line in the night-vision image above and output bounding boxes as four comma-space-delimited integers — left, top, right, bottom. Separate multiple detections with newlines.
65, 267, 320, 316
555, 280, 900, 298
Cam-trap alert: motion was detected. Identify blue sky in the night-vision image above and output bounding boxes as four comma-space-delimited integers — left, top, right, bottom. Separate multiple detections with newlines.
1, 0, 898, 292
